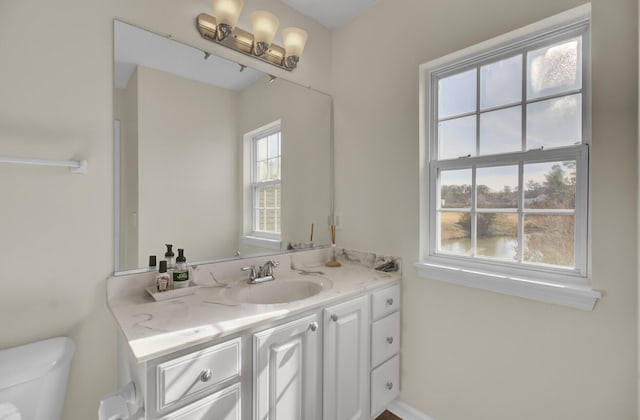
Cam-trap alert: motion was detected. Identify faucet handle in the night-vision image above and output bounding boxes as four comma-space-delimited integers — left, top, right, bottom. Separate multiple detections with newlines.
241, 265, 257, 279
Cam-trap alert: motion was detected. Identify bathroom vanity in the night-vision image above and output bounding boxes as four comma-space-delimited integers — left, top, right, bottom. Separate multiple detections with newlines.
107, 248, 401, 420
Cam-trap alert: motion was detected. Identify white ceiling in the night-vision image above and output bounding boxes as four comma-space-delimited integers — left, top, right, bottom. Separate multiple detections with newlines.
279, 0, 379, 29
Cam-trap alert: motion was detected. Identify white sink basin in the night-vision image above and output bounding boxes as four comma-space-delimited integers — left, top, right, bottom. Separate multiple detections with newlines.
230, 279, 331, 304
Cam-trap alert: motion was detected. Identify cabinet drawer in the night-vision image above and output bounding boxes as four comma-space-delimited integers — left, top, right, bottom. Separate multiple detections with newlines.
160, 382, 241, 420
371, 311, 400, 368
370, 355, 400, 418
157, 337, 241, 410
371, 284, 400, 320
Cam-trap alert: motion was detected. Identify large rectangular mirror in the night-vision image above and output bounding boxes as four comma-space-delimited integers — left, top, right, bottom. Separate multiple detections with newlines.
114, 20, 333, 273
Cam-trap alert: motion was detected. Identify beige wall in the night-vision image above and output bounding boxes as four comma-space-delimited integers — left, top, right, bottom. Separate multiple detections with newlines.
0, 0, 331, 418
332, 0, 638, 419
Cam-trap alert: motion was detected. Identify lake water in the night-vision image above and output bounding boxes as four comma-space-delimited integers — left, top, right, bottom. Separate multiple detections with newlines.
441, 236, 518, 259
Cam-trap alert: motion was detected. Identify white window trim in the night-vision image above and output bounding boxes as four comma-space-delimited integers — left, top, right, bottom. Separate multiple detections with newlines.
242, 120, 283, 248
417, 4, 600, 310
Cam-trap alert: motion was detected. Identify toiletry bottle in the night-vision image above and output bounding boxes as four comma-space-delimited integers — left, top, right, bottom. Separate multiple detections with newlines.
156, 260, 170, 292
164, 244, 175, 269
173, 249, 190, 289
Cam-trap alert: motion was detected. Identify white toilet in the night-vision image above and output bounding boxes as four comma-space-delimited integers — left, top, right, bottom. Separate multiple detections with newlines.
0, 337, 75, 420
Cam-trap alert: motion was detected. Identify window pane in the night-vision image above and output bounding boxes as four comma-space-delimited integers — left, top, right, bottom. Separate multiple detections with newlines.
477, 165, 518, 208
480, 55, 522, 109
527, 37, 581, 99
439, 212, 471, 255
257, 161, 268, 182
257, 187, 265, 207
479, 106, 522, 155
476, 213, 518, 260
524, 215, 574, 267
438, 69, 477, 119
268, 157, 280, 180
527, 94, 581, 150
255, 184, 281, 233
438, 115, 476, 160
440, 169, 471, 208
257, 138, 267, 161
268, 134, 279, 158
524, 161, 576, 209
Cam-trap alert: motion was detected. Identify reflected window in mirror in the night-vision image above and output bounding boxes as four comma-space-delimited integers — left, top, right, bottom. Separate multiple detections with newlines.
250, 120, 282, 243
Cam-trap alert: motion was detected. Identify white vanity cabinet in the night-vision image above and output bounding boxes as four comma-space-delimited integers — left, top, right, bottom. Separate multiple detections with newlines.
323, 295, 370, 420
253, 313, 321, 420
369, 284, 401, 418
113, 265, 401, 420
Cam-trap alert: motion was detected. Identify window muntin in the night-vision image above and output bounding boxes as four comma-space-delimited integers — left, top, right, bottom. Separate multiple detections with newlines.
429, 23, 588, 280
252, 127, 281, 236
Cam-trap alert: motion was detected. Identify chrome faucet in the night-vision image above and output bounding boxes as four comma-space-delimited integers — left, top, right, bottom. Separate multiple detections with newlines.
241, 260, 279, 284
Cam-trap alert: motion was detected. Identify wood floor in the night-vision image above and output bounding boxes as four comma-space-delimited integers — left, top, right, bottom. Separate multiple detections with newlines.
376, 410, 402, 420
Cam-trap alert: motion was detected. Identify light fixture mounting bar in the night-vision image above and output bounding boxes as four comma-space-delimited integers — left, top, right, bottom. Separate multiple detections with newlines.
196, 13, 292, 71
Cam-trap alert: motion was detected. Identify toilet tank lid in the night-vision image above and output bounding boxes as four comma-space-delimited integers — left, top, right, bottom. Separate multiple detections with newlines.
0, 337, 75, 389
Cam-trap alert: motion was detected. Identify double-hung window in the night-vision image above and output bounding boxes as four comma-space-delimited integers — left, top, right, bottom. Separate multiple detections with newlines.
251, 124, 281, 239
418, 6, 600, 309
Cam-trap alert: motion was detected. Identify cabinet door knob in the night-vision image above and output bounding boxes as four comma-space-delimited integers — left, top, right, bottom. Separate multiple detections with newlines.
386, 336, 394, 344
200, 369, 213, 382
309, 321, 319, 332
330, 314, 338, 322
386, 298, 394, 306
386, 382, 394, 390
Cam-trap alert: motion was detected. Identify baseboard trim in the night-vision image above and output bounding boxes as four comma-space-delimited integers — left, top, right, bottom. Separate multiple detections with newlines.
387, 399, 434, 420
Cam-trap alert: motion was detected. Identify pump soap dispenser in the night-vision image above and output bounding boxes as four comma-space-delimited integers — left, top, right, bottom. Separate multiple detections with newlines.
173, 249, 190, 289
164, 244, 175, 269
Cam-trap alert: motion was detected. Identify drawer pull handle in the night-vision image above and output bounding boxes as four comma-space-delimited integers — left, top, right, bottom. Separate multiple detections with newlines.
386, 382, 393, 390
200, 369, 213, 382
386, 336, 394, 344
386, 298, 394, 306
309, 321, 319, 332
330, 314, 338, 322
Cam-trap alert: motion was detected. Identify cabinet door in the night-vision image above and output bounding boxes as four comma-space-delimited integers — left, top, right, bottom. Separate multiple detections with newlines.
254, 314, 320, 420
323, 296, 369, 420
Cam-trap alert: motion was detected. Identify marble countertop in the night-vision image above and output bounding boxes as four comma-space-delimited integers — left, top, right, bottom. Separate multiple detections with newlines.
108, 248, 401, 362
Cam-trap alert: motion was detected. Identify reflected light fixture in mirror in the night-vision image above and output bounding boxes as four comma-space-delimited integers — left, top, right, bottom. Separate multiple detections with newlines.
251, 11, 279, 57
196, 2, 308, 71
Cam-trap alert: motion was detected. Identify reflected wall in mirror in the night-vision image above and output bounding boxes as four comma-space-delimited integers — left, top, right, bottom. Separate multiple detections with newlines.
114, 20, 332, 273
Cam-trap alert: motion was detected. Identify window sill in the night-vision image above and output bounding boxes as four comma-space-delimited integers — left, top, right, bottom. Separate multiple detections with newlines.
414, 261, 601, 311
241, 235, 282, 250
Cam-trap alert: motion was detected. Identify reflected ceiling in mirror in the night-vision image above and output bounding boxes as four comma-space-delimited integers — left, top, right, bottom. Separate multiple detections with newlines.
114, 20, 332, 273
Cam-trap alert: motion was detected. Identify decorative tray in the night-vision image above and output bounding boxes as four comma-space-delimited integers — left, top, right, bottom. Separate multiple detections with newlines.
146, 282, 199, 301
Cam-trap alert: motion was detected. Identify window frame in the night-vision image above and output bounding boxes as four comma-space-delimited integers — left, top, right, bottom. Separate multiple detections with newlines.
417, 5, 600, 310
250, 122, 282, 240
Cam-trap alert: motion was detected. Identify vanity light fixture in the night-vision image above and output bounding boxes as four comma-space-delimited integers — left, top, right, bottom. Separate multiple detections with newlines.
196, 2, 308, 71
211, 0, 243, 41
